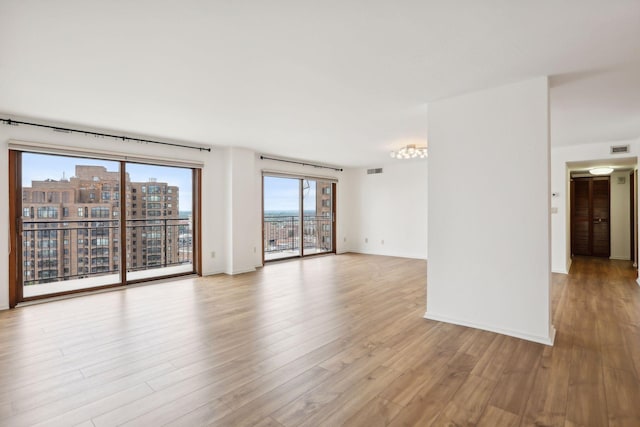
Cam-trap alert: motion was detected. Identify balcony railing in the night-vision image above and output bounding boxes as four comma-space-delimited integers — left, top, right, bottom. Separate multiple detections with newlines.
264, 215, 332, 260
21, 218, 193, 287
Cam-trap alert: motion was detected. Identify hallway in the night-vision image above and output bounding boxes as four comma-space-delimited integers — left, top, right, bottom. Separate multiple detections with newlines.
547, 256, 640, 426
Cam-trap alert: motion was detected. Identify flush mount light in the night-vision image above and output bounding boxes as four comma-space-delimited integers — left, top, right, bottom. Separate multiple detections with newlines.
390, 144, 428, 159
588, 167, 614, 175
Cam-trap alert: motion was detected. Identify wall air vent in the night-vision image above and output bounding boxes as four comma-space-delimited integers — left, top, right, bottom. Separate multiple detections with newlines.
610, 144, 630, 154
367, 168, 383, 175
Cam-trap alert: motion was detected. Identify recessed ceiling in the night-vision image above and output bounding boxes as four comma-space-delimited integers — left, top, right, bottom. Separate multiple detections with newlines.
1, 1, 639, 167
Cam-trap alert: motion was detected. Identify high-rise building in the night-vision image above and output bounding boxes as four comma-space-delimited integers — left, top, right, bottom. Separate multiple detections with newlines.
315, 181, 333, 251
21, 165, 183, 285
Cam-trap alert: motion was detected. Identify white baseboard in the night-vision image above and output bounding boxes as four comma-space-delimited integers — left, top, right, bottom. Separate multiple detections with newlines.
610, 256, 632, 261
423, 311, 556, 346
228, 267, 256, 275
348, 249, 427, 261
553, 258, 572, 274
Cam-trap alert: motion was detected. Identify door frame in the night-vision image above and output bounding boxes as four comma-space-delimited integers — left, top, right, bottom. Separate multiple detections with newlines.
262, 174, 337, 263
570, 176, 611, 258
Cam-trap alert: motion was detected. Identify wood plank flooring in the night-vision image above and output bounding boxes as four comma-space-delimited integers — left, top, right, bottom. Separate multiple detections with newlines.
0, 254, 639, 426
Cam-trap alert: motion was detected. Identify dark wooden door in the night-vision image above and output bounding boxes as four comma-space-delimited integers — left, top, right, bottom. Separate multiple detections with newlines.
571, 177, 610, 257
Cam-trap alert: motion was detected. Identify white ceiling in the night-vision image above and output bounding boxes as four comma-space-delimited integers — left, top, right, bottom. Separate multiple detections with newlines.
1, 1, 639, 167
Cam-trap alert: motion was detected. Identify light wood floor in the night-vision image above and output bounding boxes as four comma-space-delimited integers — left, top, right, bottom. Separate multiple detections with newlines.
1, 254, 639, 426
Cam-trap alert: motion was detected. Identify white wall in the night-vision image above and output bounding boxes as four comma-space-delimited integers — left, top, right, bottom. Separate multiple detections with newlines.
225, 147, 262, 274
426, 77, 554, 345
610, 171, 631, 260
551, 139, 640, 273
345, 161, 428, 259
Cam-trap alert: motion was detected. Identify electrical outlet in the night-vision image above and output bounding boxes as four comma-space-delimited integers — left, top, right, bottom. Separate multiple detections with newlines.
343, 237, 347, 242
365, 237, 368, 243
253, 246, 257, 253
211, 251, 216, 258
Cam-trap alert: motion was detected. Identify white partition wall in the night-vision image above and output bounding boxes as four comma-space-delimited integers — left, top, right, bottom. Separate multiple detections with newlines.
426, 77, 555, 345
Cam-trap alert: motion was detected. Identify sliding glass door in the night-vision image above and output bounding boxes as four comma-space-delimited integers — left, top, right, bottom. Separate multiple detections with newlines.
20, 153, 122, 297
302, 179, 334, 256
263, 176, 301, 259
12, 151, 199, 302
263, 175, 335, 262
124, 162, 194, 280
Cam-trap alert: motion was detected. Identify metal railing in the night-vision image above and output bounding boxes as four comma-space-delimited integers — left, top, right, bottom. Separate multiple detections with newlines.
263, 215, 332, 256
22, 218, 193, 286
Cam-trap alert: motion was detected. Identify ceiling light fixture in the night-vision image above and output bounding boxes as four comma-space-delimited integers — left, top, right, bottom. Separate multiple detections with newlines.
588, 167, 614, 175
390, 144, 428, 159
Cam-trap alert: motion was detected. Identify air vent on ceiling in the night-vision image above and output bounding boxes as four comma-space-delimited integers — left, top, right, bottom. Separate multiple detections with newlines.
367, 168, 383, 175
610, 144, 630, 154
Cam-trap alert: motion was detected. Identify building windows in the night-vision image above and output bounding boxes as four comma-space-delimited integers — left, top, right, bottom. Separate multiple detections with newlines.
63, 207, 69, 217
91, 207, 110, 218
92, 238, 109, 246
37, 207, 58, 219
78, 207, 84, 217
23, 208, 30, 217
102, 191, 111, 200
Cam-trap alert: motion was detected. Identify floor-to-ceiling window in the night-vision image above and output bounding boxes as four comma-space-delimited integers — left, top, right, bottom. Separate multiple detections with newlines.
19, 153, 122, 298
263, 174, 335, 261
125, 162, 194, 281
10, 150, 200, 303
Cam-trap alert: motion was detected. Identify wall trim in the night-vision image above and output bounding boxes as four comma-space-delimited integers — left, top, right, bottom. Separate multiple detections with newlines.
227, 267, 257, 275
348, 249, 427, 261
202, 269, 225, 277
424, 311, 556, 346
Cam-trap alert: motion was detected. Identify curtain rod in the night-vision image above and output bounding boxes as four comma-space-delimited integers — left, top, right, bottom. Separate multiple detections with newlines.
0, 117, 211, 152
260, 155, 343, 171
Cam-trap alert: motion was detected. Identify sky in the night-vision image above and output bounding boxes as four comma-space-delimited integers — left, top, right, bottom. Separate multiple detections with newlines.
263, 176, 317, 212
22, 153, 325, 213
22, 152, 193, 211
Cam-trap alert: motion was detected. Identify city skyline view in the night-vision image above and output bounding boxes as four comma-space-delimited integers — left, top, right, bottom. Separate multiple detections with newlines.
22, 153, 193, 211
20, 159, 193, 294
